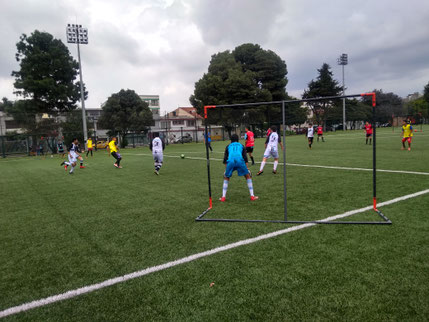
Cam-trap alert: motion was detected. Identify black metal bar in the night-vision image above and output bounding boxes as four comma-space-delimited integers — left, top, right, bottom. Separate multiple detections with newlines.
372, 101, 377, 205
282, 101, 287, 221
196, 218, 391, 225
213, 94, 364, 109
204, 121, 212, 207
196, 207, 211, 220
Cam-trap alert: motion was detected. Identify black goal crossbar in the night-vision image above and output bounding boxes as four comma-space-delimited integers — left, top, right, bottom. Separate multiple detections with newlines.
196, 92, 391, 225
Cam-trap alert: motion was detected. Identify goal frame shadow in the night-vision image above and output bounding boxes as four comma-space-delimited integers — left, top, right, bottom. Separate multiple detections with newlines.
195, 92, 392, 225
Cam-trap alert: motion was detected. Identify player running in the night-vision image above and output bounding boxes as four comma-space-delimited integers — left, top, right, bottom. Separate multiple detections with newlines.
150, 133, 165, 175
244, 127, 255, 165
317, 124, 324, 142
401, 120, 413, 151
306, 123, 314, 149
257, 125, 284, 175
60, 138, 84, 174
109, 137, 122, 168
219, 134, 258, 202
86, 137, 94, 157
364, 121, 373, 145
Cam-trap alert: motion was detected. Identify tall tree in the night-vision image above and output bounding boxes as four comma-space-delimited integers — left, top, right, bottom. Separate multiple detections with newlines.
302, 63, 343, 127
190, 43, 303, 130
424, 81, 429, 104
98, 89, 154, 147
12, 30, 83, 114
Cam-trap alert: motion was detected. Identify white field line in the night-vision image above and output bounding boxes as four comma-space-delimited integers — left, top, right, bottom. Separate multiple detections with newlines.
134, 153, 429, 176
1, 189, 429, 319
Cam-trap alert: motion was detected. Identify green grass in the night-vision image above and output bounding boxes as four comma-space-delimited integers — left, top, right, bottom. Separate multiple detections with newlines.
0, 127, 428, 321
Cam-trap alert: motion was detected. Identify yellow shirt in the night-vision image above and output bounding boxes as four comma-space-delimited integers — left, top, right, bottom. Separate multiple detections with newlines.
108, 140, 118, 153
402, 124, 413, 138
87, 139, 93, 149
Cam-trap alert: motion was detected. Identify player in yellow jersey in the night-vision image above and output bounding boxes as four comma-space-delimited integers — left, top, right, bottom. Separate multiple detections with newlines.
108, 137, 122, 168
401, 120, 413, 151
86, 138, 94, 157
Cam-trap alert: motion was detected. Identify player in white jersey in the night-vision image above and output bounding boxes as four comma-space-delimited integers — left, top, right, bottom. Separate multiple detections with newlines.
149, 133, 165, 175
60, 138, 83, 174
257, 125, 284, 175
306, 123, 314, 149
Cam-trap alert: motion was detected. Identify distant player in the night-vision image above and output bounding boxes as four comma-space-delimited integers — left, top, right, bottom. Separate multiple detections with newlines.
364, 121, 373, 145
401, 120, 413, 151
219, 134, 258, 202
317, 125, 324, 142
109, 137, 122, 168
149, 133, 165, 175
60, 138, 83, 174
257, 125, 283, 175
244, 127, 255, 165
57, 140, 65, 158
86, 137, 94, 157
204, 131, 213, 152
306, 123, 314, 149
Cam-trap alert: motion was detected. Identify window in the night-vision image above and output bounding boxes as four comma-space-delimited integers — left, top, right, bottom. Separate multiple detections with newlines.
187, 120, 195, 127
173, 120, 184, 126
160, 122, 168, 128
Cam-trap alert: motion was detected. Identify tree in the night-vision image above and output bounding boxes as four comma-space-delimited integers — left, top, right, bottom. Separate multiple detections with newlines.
302, 63, 343, 127
424, 82, 429, 104
61, 110, 93, 147
12, 30, 83, 114
190, 43, 302, 131
362, 89, 403, 123
98, 89, 154, 147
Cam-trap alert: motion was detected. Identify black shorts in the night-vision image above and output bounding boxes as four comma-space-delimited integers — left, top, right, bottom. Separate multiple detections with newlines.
111, 152, 121, 160
317, 133, 323, 137
308, 137, 314, 143
366, 133, 372, 138
246, 146, 254, 153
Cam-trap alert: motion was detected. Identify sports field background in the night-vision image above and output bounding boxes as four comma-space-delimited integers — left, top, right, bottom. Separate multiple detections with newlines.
0, 127, 428, 321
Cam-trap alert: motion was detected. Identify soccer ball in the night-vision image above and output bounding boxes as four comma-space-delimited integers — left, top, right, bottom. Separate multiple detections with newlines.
180, 154, 185, 159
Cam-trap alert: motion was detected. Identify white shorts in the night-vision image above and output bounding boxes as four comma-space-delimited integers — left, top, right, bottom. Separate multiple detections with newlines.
68, 153, 77, 163
263, 146, 279, 159
153, 151, 163, 164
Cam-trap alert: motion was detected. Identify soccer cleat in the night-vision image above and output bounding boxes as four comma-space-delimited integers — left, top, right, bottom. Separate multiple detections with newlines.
256, 171, 263, 176
118, 166, 123, 169
64, 165, 68, 171
60, 161, 65, 166
114, 163, 119, 168
219, 197, 226, 202
272, 170, 277, 174
69, 172, 74, 175
154, 170, 159, 175
408, 147, 411, 151
80, 165, 85, 169
250, 196, 259, 201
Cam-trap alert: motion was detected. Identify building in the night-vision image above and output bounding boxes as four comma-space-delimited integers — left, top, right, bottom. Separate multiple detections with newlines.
152, 107, 205, 143
139, 95, 160, 117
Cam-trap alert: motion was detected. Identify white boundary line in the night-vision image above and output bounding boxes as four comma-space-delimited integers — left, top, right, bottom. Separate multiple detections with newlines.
1, 189, 429, 318
133, 153, 429, 176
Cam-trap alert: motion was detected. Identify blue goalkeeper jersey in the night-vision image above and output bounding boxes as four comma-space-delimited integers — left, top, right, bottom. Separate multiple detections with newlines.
223, 142, 248, 164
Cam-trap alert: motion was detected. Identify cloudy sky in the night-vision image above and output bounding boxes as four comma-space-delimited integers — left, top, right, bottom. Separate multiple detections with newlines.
1, 0, 428, 113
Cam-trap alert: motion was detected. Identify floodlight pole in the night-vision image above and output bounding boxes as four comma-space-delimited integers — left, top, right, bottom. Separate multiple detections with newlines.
337, 54, 348, 131
67, 24, 88, 145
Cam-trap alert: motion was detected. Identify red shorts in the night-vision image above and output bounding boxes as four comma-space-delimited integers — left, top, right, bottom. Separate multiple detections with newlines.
402, 137, 412, 143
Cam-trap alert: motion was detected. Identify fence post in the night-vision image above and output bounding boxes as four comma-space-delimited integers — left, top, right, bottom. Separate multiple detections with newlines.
1, 136, 6, 158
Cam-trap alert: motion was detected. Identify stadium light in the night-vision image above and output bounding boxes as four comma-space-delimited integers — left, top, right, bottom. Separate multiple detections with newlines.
337, 53, 348, 131
66, 23, 89, 145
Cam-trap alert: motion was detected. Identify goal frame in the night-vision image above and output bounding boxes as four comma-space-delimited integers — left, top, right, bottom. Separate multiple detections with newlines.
195, 93, 392, 225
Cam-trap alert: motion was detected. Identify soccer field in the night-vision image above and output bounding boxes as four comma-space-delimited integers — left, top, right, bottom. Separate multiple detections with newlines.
1, 128, 428, 321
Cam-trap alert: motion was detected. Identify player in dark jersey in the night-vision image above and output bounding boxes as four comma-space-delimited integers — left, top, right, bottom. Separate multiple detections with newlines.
219, 134, 258, 202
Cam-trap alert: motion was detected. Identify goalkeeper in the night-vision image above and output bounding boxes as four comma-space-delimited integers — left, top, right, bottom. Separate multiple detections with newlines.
219, 134, 258, 202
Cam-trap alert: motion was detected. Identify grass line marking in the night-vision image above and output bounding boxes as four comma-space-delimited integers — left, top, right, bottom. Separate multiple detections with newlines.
133, 153, 429, 176
1, 188, 429, 318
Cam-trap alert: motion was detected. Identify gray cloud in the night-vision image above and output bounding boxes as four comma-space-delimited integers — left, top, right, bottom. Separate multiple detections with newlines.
0, 0, 428, 111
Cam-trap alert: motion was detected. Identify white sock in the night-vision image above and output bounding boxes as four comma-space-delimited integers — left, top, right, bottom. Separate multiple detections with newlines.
259, 161, 266, 171
70, 166, 75, 173
247, 179, 254, 197
222, 180, 229, 198
64, 162, 71, 166
274, 161, 278, 170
